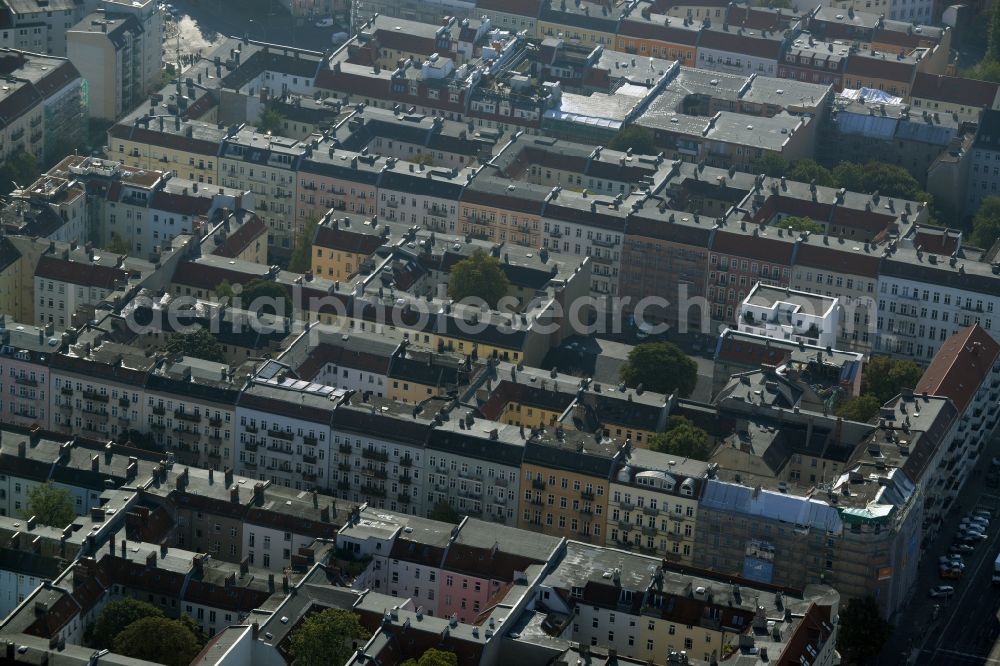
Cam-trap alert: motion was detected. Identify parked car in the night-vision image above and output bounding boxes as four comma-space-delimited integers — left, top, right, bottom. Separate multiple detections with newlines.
929, 585, 955, 598
315, 17, 335, 27
951, 543, 975, 554
940, 568, 963, 580
974, 509, 994, 519
962, 531, 988, 541
939, 555, 964, 566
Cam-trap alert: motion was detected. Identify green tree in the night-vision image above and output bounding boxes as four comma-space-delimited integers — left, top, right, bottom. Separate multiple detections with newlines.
835, 394, 882, 422
112, 617, 202, 666
749, 153, 788, 177
24, 482, 75, 528
413, 153, 435, 167
447, 249, 510, 309
240, 278, 292, 316
777, 216, 824, 234
833, 161, 931, 204
429, 500, 461, 524
106, 233, 131, 255
289, 609, 368, 666
971, 196, 1000, 249
965, 60, 1000, 84
289, 215, 319, 273
989, 5, 1000, 64
215, 279, 235, 300
836, 596, 892, 665
608, 125, 657, 155
620, 342, 698, 397
165, 328, 225, 363
0, 150, 39, 196
401, 649, 459, 666
87, 599, 164, 650
649, 416, 712, 460
257, 108, 285, 135
861, 356, 923, 404
787, 159, 836, 187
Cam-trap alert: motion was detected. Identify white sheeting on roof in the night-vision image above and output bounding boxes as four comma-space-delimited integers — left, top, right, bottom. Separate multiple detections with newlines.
701, 480, 844, 534
839, 87, 903, 105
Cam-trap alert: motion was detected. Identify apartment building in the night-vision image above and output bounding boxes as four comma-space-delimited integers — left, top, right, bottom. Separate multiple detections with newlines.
0, 318, 54, 430
537, 541, 840, 666
737, 284, 840, 349
310, 213, 386, 282
219, 128, 306, 251
607, 451, 708, 565
0, 49, 86, 166
67, 0, 163, 120
426, 416, 526, 525
144, 356, 242, 473
109, 116, 228, 185
297, 144, 382, 221
910, 73, 1000, 124
915, 325, 1000, 511
235, 367, 347, 492
329, 392, 433, 515
518, 429, 624, 545
376, 159, 469, 232
0, 0, 100, 56
966, 109, 1000, 213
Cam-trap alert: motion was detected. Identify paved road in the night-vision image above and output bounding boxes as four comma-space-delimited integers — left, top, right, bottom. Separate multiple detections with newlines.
167, 0, 341, 52
880, 433, 1000, 666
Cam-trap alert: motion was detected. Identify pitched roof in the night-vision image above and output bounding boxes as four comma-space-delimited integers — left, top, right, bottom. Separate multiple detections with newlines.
910, 72, 999, 108
915, 325, 1000, 413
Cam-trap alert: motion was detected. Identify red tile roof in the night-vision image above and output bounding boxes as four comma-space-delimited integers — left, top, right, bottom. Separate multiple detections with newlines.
911, 72, 999, 108
211, 215, 268, 258
35, 255, 128, 289
916, 325, 1000, 414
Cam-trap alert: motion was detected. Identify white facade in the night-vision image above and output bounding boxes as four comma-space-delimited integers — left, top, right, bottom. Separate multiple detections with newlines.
738, 284, 840, 349
243, 521, 317, 573
331, 421, 427, 516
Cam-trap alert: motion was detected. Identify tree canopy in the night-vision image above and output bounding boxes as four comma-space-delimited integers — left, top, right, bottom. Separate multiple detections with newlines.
649, 416, 712, 460
989, 4, 1000, 64
835, 394, 882, 423
831, 161, 931, 204
861, 356, 923, 404
837, 596, 893, 665
447, 249, 510, 309
401, 649, 459, 666
87, 599, 164, 649
24, 482, 75, 528
608, 125, 657, 155
971, 196, 1000, 249
786, 159, 836, 187
257, 108, 285, 135
241, 278, 293, 316
112, 616, 203, 666
777, 216, 824, 234
620, 342, 698, 397
106, 233, 131, 255
289, 216, 320, 273
429, 500, 461, 524
0, 150, 39, 196
165, 328, 225, 363
289, 608, 368, 666
749, 154, 788, 177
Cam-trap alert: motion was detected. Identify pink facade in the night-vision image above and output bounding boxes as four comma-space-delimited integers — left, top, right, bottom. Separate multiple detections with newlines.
296, 151, 380, 224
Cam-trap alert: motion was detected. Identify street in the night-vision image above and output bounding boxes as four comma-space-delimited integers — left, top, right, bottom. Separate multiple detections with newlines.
164, 0, 341, 56
881, 433, 1000, 666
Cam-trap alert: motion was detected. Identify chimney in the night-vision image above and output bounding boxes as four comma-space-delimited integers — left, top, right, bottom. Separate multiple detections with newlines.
253, 482, 265, 505
120, 539, 126, 559
240, 558, 249, 575
224, 467, 234, 486
17, 441, 26, 457
26, 516, 36, 531
193, 554, 205, 575
91, 454, 100, 472
268, 573, 275, 592
230, 486, 240, 503
282, 574, 289, 593
320, 505, 330, 523
208, 468, 214, 484
145, 550, 157, 568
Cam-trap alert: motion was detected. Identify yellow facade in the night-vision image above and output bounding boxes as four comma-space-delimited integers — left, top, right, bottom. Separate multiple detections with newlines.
536, 20, 615, 49
111, 134, 220, 185
497, 402, 564, 429
311, 246, 368, 283
517, 465, 609, 545
606, 484, 698, 564
388, 378, 448, 404
459, 202, 542, 248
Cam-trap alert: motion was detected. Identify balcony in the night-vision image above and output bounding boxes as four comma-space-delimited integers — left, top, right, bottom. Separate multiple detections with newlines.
268, 429, 294, 441
82, 405, 109, 416
119, 397, 131, 408
208, 434, 222, 444
339, 444, 353, 455
83, 390, 109, 403
14, 376, 37, 387
303, 435, 318, 446
303, 453, 318, 464
209, 416, 223, 427
175, 410, 201, 423
530, 497, 544, 506
208, 450, 222, 460
244, 461, 258, 470
579, 505, 593, 515
245, 424, 258, 433
361, 483, 386, 497
361, 467, 388, 479
400, 456, 413, 468
362, 448, 389, 462
60, 386, 73, 396
303, 472, 318, 483
151, 422, 165, 430
244, 442, 259, 452
337, 480, 351, 490
338, 462, 351, 472
494, 477, 508, 488
580, 489, 595, 501
398, 493, 412, 504
532, 479, 546, 490
153, 405, 166, 416
642, 505, 658, 516
400, 474, 413, 486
